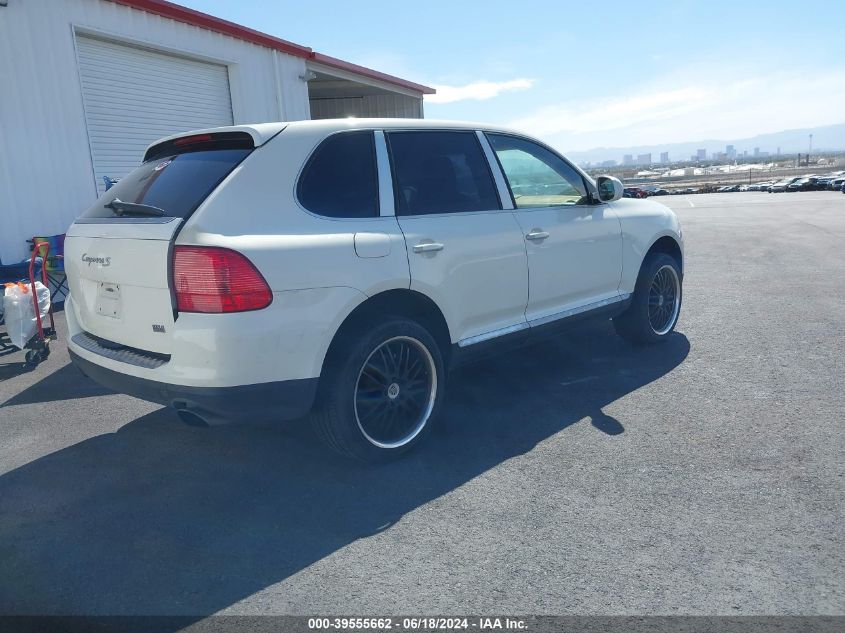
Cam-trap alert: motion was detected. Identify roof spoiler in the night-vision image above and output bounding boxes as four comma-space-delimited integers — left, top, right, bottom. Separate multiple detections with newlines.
143, 124, 286, 162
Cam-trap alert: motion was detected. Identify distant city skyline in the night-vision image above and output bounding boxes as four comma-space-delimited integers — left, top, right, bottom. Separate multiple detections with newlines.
592, 144, 798, 167
568, 124, 845, 167
596, 143, 793, 168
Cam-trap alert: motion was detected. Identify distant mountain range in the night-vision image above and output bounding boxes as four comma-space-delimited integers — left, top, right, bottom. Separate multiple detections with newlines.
568, 123, 845, 165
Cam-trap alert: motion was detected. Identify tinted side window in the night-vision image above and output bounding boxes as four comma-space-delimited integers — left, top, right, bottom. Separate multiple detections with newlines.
387, 131, 500, 216
486, 134, 589, 208
298, 131, 378, 218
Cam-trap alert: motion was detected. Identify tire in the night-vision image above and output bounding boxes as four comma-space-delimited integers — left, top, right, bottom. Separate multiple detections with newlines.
613, 252, 682, 345
310, 317, 446, 462
23, 349, 39, 371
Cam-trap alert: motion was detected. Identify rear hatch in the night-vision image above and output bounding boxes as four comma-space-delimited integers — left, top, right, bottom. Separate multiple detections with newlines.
65, 131, 260, 354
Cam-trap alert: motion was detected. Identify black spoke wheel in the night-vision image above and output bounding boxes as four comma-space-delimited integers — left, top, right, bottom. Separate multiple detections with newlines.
354, 336, 436, 449
613, 251, 682, 345
310, 318, 445, 462
648, 264, 680, 335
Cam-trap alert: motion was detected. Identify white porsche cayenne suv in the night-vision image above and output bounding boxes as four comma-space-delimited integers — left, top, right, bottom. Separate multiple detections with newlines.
65, 119, 683, 461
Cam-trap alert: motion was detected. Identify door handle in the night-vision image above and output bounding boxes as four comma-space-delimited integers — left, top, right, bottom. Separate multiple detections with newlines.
525, 230, 549, 241
413, 242, 444, 253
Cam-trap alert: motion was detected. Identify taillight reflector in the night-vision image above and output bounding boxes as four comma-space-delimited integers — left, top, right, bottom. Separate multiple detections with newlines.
173, 246, 272, 313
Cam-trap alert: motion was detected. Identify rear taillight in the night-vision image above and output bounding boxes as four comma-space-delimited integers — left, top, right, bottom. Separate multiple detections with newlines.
172, 246, 272, 313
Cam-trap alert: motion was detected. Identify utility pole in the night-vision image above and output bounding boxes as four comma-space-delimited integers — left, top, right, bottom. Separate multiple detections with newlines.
808, 134, 813, 166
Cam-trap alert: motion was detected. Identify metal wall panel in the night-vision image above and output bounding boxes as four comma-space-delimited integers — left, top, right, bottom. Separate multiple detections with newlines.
310, 93, 423, 120
0, 0, 310, 262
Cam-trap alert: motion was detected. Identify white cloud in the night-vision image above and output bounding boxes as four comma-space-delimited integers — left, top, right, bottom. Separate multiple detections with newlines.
505, 69, 845, 151
426, 78, 534, 104
508, 86, 712, 136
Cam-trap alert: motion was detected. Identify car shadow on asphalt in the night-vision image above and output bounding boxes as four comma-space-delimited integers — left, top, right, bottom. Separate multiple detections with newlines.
0, 321, 688, 619
1, 362, 112, 402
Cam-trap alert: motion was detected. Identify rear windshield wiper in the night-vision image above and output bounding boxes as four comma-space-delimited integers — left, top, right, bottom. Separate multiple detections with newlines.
104, 198, 166, 217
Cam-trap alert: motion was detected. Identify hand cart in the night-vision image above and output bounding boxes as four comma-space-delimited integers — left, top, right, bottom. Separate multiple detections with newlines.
0, 241, 58, 370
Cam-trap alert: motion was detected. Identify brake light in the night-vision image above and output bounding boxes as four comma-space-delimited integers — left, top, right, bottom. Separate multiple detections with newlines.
173, 246, 272, 313
174, 134, 213, 147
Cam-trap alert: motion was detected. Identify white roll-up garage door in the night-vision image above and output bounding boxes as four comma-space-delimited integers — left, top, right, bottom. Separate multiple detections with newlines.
76, 36, 234, 194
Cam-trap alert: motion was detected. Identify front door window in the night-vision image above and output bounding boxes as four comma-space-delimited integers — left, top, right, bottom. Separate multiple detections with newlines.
486, 134, 589, 208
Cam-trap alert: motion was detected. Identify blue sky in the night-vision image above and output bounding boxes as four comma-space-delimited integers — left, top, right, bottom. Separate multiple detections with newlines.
180, 0, 845, 154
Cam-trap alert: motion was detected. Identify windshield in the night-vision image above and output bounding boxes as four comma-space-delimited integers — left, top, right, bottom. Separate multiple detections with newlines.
78, 149, 252, 220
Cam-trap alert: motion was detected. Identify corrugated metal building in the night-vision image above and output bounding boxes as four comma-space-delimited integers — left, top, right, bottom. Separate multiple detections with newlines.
0, 0, 433, 262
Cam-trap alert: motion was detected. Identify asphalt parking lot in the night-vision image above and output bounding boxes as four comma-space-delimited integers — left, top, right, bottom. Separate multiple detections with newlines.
1, 191, 843, 617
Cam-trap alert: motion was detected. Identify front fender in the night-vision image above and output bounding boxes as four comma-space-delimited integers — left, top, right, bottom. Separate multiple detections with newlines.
610, 199, 683, 294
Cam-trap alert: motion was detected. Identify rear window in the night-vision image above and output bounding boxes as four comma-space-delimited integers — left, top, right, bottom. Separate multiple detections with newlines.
80, 148, 251, 220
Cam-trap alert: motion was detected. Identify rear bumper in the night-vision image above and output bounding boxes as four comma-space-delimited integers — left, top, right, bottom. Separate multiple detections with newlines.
70, 350, 317, 424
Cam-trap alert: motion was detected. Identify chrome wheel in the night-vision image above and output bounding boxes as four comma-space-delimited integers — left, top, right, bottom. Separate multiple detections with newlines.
354, 336, 437, 449
648, 264, 680, 335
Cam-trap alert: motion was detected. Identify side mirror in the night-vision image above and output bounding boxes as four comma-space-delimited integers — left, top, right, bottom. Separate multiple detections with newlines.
596, 175, 624, 202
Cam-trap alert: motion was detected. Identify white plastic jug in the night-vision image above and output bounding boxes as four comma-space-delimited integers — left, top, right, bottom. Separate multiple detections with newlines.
2, 282, 51, 350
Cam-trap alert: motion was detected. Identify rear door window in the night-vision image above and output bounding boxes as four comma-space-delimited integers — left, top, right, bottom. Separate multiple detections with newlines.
79, 148, 252, 220
387, 131, 500, 216
297, 131, 379, 218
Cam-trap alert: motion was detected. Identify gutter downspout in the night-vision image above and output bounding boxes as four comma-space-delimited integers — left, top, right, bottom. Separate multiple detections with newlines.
272, 50, 286, 121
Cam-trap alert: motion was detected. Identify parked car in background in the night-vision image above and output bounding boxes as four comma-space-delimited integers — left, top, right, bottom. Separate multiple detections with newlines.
829, 178, 845, 191
623, 187, 648, 198
63, 118, 684, 461
787, 177, 821, 192
651, 188, 669, 196
768, 178, 801, 192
